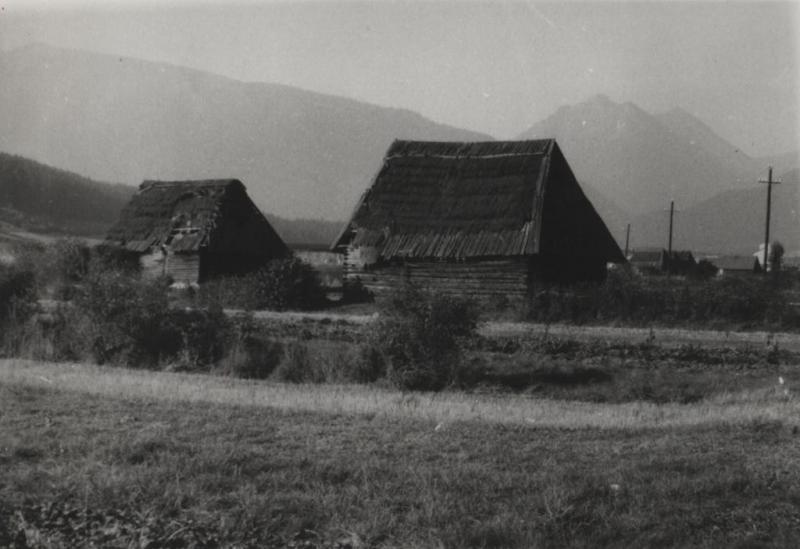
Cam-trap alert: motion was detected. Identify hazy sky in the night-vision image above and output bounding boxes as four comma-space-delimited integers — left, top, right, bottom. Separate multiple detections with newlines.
2, 1, 799, 156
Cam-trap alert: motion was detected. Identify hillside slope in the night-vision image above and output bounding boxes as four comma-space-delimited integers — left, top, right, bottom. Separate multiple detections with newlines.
0, 152, 133, 235
0, 43, 489, 222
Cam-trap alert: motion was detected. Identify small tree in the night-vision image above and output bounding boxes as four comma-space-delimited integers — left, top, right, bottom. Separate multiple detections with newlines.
368, 284, 479, 391
251, 257, 327, 311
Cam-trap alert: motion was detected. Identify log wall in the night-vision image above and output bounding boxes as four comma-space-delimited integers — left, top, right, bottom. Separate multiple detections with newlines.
344, 257, 532, 303
140, 250, 200, 284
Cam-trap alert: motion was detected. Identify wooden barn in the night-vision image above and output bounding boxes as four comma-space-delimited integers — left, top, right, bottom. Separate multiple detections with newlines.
106, 179, 289, 284
332, 140, 625, 301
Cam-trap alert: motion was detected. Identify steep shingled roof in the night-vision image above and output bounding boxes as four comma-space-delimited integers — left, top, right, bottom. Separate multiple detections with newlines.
333, 139, 623, 262
106, 179, 286, 256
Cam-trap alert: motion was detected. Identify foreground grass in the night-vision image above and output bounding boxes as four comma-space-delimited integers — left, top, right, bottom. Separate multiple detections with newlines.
1, 362, 800, 547
1, 360, 799, 430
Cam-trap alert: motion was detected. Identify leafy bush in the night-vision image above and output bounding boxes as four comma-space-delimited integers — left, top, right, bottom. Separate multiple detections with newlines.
273, 340, 315, 383
367, 285, 479, 391
251, 257, 327, 311
0, 265, 36, 327
218, 317, 284, 379
53, 238, 92, 284
89, 243, 140, 276
75, 273, 233, 369
271, 339, 383, 384
194, 275, 257, 310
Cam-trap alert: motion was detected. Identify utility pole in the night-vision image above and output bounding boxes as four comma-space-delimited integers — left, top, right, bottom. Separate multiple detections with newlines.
758, 166, 781, 272
667, 200, 675, 257
624, 223, 631, 258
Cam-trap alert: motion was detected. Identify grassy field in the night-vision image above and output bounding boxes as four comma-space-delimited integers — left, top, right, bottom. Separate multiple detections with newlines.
2, 359, 800, 548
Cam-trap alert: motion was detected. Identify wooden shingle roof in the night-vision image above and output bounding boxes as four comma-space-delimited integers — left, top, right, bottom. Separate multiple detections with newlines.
334, 139, 623, 262
106, 179, 287, 257
334, 140, 557, 259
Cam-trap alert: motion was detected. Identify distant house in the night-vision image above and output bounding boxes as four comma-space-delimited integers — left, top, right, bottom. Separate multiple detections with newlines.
629, 248, 696, 276
106, 179, 289, 284
291, 243, 343, 289
713, 255, 761, 276
332, 139, 625, 301
628, 248, 667, 274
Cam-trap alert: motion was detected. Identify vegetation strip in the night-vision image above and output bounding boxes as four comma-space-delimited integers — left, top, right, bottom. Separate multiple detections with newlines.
1, 359, 797, 430
483, 320, 800, 349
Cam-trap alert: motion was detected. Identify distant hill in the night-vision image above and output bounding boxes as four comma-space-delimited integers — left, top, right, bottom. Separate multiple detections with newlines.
517, 95, 782, 215
0, 152, 133, 235
630, 169, 799, 254
0, 43, 489, 223
265, 216, 344, 248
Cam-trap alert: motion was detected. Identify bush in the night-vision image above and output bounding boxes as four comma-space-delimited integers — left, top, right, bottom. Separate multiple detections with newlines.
273, 340, 315, 383
75, 273, 233, 369
194, 275, 258, 310
251, 257, 327, 311
0, 265, 36, 327
368, 285, 479, 391
218, 317, 284, 379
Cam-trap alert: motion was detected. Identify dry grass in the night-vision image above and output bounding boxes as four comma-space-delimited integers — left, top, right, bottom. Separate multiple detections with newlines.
2, 374, 799, 548
1, 359, 797, 431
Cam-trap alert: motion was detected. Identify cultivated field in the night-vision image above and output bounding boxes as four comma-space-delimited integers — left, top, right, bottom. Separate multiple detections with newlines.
2, 333, 800, 548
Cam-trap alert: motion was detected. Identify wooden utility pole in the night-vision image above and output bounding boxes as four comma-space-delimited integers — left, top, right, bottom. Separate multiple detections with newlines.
624, 223, 631, 258
759, 166, 781, 272
667, 200, 675, 256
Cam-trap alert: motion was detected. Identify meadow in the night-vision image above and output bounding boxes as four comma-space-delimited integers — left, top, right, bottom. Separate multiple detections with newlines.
3, 244, 800, 547
1, 354, 799, 548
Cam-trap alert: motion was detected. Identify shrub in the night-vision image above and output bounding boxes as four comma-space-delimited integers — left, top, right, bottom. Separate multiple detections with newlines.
0, 265, 36, 327
53, 238, 92, 284
195, 275, 258, 311
89, 243, 140, 276
218, 317, 284, 379
273, 340, 315, 383
368, 285, 479, 391
75, 273, 233, 369
251, 257, 327, 311
342, 277, 373, 304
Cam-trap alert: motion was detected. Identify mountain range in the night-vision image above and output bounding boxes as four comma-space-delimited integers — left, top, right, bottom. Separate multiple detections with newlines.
0, 43, 488, 223
0, 43, 797, 253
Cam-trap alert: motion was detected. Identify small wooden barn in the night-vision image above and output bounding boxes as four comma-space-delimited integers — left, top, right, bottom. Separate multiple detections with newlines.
332, 139, 624, 301
106, 179, 289, 284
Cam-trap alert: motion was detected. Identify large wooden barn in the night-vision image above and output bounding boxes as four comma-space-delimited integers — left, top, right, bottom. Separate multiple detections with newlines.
332, 140, 625, 301
106, 179, 288, 284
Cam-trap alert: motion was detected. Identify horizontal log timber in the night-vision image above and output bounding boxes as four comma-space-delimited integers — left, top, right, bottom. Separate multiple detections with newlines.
344, 257, 532, 301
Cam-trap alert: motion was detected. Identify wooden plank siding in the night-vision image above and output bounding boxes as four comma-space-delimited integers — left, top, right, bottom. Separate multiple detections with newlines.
344, 256, 532, 302
140, 250, 200, 284
167, 253, 200, 285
